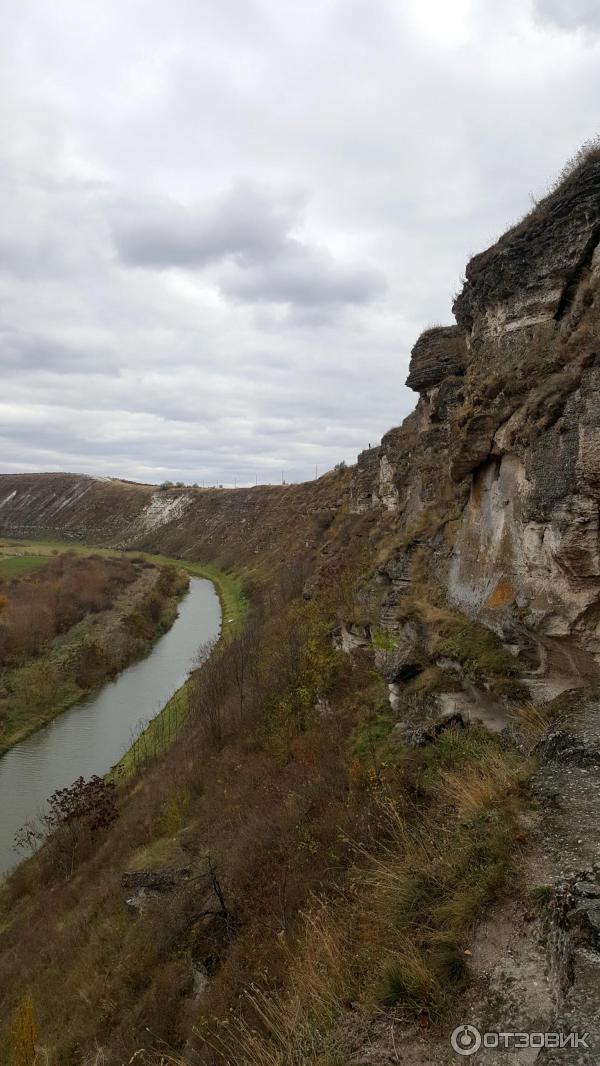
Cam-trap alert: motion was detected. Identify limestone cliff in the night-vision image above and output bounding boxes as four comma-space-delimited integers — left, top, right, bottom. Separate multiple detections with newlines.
350, 148, 600, 663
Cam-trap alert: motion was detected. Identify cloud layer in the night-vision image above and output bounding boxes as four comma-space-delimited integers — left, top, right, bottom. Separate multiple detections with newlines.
2, 1, 600, 485
113, 182, 384, 311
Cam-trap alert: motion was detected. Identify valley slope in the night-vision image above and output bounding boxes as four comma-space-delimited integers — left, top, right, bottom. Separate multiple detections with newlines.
3, 150, 600, 1064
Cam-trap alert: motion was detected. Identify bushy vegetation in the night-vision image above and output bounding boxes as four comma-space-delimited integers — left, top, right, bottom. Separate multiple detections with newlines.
0, 553, 138, 666
15, 775, 119, 880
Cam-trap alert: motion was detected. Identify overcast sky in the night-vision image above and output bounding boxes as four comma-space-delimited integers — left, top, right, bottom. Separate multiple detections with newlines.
1, 0, 599, 486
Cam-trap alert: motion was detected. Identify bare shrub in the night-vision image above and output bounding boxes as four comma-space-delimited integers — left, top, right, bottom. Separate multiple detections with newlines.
14, 775, 118, 878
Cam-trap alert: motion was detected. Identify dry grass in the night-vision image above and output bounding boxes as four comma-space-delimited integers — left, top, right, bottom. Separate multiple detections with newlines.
510, 695, 575, 751
0, 467, 534, 1066
198, 908, 349, 1066
512, 702, 555, 743
183, 725, 528, 1066
433, 750, 524, 820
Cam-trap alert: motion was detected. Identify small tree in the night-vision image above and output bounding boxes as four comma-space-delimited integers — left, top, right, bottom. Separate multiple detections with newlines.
9, 991, 37, 1066
46, 775, 117, 834
15, 775, 118, 877
229, 625, 259, 726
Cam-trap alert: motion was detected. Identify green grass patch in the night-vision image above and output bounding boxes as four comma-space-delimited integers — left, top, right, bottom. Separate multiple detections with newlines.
371, 627, 398, 651
435, 616, 517, 680
351, 708, 397, 770
113, 682, 190, 779
0, 554, 49, 579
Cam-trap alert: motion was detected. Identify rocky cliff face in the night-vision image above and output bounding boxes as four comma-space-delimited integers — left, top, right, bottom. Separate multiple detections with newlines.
453, 154, 600, 339
350, 149, 600, 663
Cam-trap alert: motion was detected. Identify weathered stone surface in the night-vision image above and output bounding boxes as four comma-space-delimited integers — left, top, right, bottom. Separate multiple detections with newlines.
378, 552, 412, 588
374, 621, 423, 683
449, 409, 505, 482
349, 445, 381, 513
574, 882, 600, 899
448, 449, 600, 641
453, 153, 600, 339
122, 867, 190, 893
338, 622, 371, 653
429, 376, 464, 424
406, 325, 467, 393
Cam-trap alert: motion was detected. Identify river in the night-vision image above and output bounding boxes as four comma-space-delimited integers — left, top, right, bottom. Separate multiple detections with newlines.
0, 575, 221, 878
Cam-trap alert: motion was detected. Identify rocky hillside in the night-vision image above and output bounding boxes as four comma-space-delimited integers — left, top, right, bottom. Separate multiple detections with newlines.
0, 468, 357, 587
3, 149, 600, 1064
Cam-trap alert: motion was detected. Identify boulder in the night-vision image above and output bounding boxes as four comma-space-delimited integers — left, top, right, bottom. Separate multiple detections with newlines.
406, 326, 467, 393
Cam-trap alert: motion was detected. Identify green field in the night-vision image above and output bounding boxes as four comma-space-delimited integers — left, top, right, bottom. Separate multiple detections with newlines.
0, 553, 49, 578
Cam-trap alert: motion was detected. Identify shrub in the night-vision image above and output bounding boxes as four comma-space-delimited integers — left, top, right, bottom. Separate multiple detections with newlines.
74, 639, 110, 689
15, 775, 119, 879
46, 775, 118, 834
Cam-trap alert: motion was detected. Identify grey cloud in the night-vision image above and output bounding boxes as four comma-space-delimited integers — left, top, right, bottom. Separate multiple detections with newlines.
221, 240, 383, 308
1, 328, 111, 373
112, 181, 384, 309
533, 0, 600, 30
112, 182, 300, 269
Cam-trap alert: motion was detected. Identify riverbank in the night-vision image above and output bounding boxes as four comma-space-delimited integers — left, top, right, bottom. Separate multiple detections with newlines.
0, 561, 189, 756
111, 558, 248, 777
0, 537, 247, 768
0, 575, 222, 880
0, 538, 246, 641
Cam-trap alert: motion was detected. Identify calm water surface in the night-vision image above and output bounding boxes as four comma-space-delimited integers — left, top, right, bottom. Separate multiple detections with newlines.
0, 576, 221, 878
